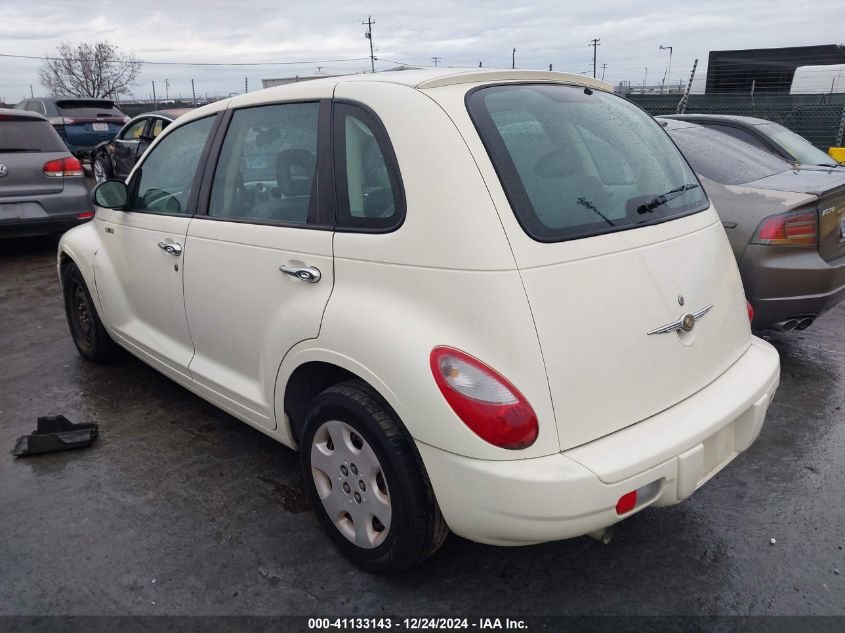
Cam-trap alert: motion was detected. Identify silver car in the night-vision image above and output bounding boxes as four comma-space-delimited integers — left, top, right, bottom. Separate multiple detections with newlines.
0, 108, 92, 238
660, 117, 845, 331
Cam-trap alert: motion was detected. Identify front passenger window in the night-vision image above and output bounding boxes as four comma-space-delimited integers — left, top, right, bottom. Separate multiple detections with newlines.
127, 115, 215, 215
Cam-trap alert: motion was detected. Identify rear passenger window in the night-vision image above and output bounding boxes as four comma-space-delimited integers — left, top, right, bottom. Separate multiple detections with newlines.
334, 103, 404, 231
209, 102, 320, 225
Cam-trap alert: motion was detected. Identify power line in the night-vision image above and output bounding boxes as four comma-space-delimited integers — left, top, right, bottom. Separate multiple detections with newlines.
0, 51, 371, 67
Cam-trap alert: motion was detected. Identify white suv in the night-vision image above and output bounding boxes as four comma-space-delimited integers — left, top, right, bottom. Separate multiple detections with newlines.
59, 69, 780, 573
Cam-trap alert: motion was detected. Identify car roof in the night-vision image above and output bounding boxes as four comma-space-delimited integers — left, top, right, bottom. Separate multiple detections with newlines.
178, 68, 614, 128
138, 108, 192, 120
660, 114, 773, 127
0, 107, 47, 121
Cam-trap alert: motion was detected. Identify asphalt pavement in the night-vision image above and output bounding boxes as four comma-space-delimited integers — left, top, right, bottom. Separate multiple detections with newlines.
1, 235, 844, 617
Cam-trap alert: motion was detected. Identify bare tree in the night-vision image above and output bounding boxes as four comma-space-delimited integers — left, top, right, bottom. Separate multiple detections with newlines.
39, 41, 142, 99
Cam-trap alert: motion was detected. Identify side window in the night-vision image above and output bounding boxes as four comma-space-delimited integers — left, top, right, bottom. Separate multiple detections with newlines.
208, 102, 320, 224
127, 115, 215, 215
334, 103, 404, 231
26, 101, 46, 115
151, 118, 169, 138
703, 124, 770, 152
121, 119, 147, 141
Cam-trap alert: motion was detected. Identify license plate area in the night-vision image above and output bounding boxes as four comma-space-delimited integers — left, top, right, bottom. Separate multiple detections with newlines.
0, 202, 46, 219
92, 122, 109, 132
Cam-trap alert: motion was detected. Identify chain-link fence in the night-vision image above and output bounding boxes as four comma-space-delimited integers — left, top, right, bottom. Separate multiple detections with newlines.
627, 93, 845, 151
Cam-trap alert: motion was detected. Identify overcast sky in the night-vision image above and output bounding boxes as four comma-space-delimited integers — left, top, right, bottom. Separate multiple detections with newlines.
1, 0, 843, 103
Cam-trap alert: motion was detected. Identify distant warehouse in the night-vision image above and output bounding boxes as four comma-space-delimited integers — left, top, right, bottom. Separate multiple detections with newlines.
706, 44, 845, 94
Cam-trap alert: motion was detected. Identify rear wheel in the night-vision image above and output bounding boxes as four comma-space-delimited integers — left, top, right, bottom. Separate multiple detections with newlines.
301, 380, 448, 573
61, 262, 119, 363
92, 156, 111, 184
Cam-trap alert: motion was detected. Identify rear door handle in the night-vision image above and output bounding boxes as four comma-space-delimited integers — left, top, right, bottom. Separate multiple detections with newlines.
722, 221, 738, 229
280, 265, 321, 283
158, 241, 182, 256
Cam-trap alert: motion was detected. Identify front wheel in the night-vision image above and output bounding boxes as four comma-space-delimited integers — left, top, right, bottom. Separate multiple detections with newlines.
301, 380, 448, 573
61, 262, 119, 363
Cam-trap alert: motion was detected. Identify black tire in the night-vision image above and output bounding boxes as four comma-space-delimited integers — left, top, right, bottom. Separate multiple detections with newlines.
301, 380, 448, 573
61, 262, 119, 363
92, 156, 112, 184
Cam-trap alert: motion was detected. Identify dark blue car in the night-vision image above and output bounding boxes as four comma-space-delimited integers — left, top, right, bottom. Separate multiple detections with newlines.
15, 97, 128, 160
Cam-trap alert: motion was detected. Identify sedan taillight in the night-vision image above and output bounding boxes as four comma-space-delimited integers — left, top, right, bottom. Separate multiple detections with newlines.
430, 346, 538, 449
752, 210, 817, 247
43, 156, 84, 177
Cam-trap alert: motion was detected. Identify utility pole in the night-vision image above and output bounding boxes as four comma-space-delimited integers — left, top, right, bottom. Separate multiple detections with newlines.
601, 63, 607, 81
431, 56, 441, 67
363, 16, 376, 72
643, 67, 648, 92
549, 63, 553, 71
191, 79, 196, 107
589, 38, 600, 78
29, 84, 33, 98
659, 44, 673, 94
244, 76, 248, 93
152, 80, 157, 109
512, 48, 516, 69
165, 78, 169, 101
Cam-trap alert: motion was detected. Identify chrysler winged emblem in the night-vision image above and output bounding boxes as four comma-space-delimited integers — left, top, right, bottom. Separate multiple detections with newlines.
0, 164, 8, 178
647, 304, 713, 335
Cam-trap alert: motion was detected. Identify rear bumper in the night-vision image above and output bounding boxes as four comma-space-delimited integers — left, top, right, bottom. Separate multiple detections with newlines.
741, 245, 845, 328
418, 337, 780, 546
0, 214, 92, 238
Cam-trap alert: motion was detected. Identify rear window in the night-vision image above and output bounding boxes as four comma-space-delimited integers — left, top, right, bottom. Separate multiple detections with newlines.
666, 124, 791, 185
758, 123, 840, 167
56, 100, 124, 118
467, 84, 708, 242
0, 119, 66, 152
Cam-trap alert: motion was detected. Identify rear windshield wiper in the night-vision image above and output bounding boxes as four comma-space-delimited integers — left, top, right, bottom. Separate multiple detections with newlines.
637, 183, 700, 213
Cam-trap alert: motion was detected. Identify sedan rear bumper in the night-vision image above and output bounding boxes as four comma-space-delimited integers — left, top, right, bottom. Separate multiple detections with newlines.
740, 245, 845, 329
417, 337, 779, 546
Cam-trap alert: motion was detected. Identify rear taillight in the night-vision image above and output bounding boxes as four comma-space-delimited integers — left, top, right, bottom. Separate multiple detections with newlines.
752, 210, 817, 247
76, 211, 95, 220
747, 300, 754, 324
43, 156, 83, 177
430, 347, 538, 449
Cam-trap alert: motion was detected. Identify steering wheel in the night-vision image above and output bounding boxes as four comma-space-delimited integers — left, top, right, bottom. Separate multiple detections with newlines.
142, 188, 182, 213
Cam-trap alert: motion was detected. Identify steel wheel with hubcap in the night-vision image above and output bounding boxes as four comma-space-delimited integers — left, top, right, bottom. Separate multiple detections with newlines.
311, 419, 392, 549
301, 380, 448, 573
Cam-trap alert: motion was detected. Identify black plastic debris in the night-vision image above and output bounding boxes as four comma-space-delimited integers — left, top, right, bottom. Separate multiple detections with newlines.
11, 415, 98, 457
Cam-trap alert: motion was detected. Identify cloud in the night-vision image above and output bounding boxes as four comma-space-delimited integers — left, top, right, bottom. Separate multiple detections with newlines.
0, 0, 842, 102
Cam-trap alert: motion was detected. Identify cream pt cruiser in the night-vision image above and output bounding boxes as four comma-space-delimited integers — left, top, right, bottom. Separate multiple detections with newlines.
59, 69, 781, 572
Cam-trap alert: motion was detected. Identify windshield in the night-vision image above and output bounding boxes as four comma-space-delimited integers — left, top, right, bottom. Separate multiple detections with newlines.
467, 84, 708, 242
666, 123, 792, 185
758, 123, 839, 167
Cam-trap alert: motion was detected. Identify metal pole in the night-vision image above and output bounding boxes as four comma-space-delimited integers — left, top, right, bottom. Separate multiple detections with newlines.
191, 79, 196, 107
676, 58, 698, 114
244, 77, 248, 93
152, 81, 157, 110
512, 48, 516, 69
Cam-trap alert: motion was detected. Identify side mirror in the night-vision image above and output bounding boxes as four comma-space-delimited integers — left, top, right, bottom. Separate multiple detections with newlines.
93, 180, 128, 209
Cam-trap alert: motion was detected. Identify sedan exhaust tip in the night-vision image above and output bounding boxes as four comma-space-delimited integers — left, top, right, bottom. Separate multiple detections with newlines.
776, 319, 799, 332
796, 317, 815, 330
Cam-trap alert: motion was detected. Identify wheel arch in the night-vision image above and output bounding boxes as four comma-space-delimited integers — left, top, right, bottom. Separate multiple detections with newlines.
275, 348, 406, 450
